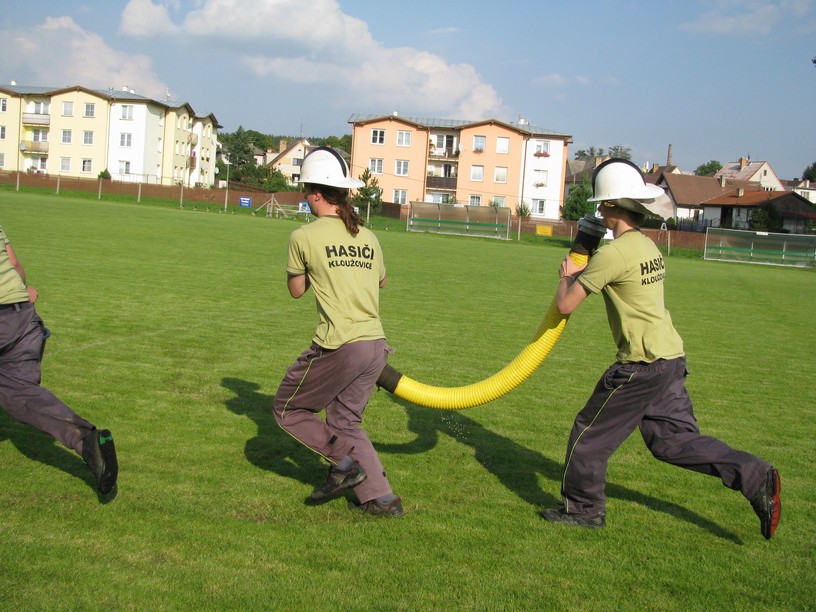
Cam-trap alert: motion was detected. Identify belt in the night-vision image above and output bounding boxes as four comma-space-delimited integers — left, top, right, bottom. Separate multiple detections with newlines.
0, 302, 26, 311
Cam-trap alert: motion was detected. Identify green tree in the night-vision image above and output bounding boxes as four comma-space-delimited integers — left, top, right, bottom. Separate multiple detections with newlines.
748, 205, 783, 232
801, 161, 816, 181
695, 160, 722, 176
562, 175, 595, 220
353, 168, 382, 216
263, 168, 291, 193
607, 145, 632, 160
574, 147, 605, 160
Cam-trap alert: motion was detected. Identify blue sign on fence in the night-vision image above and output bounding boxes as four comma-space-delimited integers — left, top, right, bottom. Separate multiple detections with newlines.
239, 196, 252, 207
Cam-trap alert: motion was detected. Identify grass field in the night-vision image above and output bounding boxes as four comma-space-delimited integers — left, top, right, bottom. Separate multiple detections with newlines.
0, 191, 813, 610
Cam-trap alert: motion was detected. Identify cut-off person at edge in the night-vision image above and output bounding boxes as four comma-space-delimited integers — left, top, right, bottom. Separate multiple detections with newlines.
540, 159, 780, 539
0, 224, 118, 497
272, 147, 402, 517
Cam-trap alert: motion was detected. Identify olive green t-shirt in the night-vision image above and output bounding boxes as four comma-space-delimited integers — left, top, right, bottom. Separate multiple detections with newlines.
0, 226, 29, 305
577, 230, 684, 364
287, 217, 385, 349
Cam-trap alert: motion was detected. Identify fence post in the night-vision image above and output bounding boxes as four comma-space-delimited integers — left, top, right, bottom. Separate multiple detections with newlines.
56, 174, 60, 196
97, 179, 103, 200
16, 172, 20, 192
179, 183, 184, 209
137, 182, 142, 204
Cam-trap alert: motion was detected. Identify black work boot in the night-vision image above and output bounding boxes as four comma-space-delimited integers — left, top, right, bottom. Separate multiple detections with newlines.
82, 428, 118, 496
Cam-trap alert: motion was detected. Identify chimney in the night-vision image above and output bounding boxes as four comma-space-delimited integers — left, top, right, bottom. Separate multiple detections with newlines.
719, 175, 726, 187
279, 139, 288, 152
666, 144, 673, 166
739, 157, 749, 170
736, 188, 744, 198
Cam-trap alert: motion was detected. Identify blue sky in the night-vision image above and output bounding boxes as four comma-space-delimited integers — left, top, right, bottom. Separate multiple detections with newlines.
1, 0, 814, 179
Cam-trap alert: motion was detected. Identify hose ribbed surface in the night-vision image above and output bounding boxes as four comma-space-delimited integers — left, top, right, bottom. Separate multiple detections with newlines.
386, 251, 588, 410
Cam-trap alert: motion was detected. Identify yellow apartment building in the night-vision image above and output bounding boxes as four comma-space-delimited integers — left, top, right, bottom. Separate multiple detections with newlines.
349, 113, 571, 220
0, 84, 220, 187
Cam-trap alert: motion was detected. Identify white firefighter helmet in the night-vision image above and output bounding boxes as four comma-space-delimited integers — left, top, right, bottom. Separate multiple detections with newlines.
299, 146, 364, 189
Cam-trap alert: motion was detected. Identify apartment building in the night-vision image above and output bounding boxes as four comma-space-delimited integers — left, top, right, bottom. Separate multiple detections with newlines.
348, 113, 572, 219
0, 84, 220, 187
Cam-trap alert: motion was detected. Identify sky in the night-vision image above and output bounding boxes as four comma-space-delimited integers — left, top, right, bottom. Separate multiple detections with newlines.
1, 0, 814, 179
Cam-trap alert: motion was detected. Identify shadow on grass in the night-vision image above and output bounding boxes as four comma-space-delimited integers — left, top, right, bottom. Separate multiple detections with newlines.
221, 377, 324, 487
0, 411, 103, 498
376, 399, 742, 544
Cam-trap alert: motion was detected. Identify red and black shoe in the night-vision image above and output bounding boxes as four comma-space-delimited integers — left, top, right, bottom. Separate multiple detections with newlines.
749, 468, 781, 540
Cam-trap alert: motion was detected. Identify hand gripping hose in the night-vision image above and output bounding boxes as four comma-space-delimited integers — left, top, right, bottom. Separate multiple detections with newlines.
376, 215, 607, 410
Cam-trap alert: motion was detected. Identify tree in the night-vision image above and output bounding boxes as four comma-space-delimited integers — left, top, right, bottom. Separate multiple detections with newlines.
574, 147, 605, 160
694, 160, 722, 176
562, 175, 595, 220
749, 205, 783, 233
802, 161, 816, 181
574, 145, 631, 161
608, 145, 632, 160
353, 168, 382, 217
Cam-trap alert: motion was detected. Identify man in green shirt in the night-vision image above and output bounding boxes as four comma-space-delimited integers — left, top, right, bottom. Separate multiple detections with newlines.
273, 148, 402, 517
540, 159, 780, 539
0, 225, 117, 497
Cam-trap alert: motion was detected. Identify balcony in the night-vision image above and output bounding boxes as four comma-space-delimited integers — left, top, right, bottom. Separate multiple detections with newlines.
429, 147, 458, 160
21, 140, 49, 154
22, 113, 50, 126
427, 176, 457, 190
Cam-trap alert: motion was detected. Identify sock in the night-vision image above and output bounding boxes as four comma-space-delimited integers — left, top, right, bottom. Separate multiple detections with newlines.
337, 455, 354, 471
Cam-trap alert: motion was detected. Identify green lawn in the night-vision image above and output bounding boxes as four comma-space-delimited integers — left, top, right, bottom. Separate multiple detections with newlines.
0, 192, 813, 610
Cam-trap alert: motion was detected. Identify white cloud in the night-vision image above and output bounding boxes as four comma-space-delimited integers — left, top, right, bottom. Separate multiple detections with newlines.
125, 0, 504, 120
0, 16, 169, 100
531, 74, 572, 87
120, 0, 179, 37
679, 0, 811, 35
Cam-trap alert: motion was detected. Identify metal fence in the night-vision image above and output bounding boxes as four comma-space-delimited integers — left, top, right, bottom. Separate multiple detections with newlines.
704, 227, 816, 268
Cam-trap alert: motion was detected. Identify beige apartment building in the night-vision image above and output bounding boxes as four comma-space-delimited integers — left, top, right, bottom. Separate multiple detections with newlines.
348, 113, 572, 219
0, 84, 220, 187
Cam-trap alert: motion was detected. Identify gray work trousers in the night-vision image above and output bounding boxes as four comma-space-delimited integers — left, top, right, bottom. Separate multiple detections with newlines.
0, 302, 94, 454
561, 356, 771, 517
273, 338, 393, 504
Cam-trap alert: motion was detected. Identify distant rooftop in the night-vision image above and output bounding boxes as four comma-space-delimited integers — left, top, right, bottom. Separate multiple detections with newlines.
348, 113, 567, 137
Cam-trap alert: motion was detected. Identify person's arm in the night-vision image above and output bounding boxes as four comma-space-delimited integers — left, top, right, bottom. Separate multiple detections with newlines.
287, 272, 310, 298
5, 243, 38, 303
379, 274, 387, 288
556, 256, 588, 315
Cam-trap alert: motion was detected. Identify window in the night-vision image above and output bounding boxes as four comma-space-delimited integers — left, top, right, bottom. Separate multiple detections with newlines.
121, 105, 133, 120
369, 158, 383, 174
469, 195, 482, 206
472, 135, 485, 152
533, 199, 546, 214
83, 131, 94, 145
395, 160, 409, 176
119, 160, 131, 174
533, 169, 548, 187
60, 157, 71, 172
493, 196, 506, 207
62, 101, 74, 116
61, 130, 72, 144
0, 153, 4, 166
84, 103, 95, 118
496, 137, 509, 154
0, 98, 6, 112
32, 129, 47, 142
33, 101, 49, 114
393, 189, 407, 205
494, 166, 507, 183
470, 165, 484, 181
0, 126, 5, 140
120, 133, 132, 147
371, 129, 385, 145
534, 141, 550, 156
81, 159, 92, 173
35, 157, 46, 170
397, 130, 411, 146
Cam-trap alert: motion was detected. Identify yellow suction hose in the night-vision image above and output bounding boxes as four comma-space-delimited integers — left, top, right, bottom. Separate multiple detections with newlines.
376, 215, 606, 410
